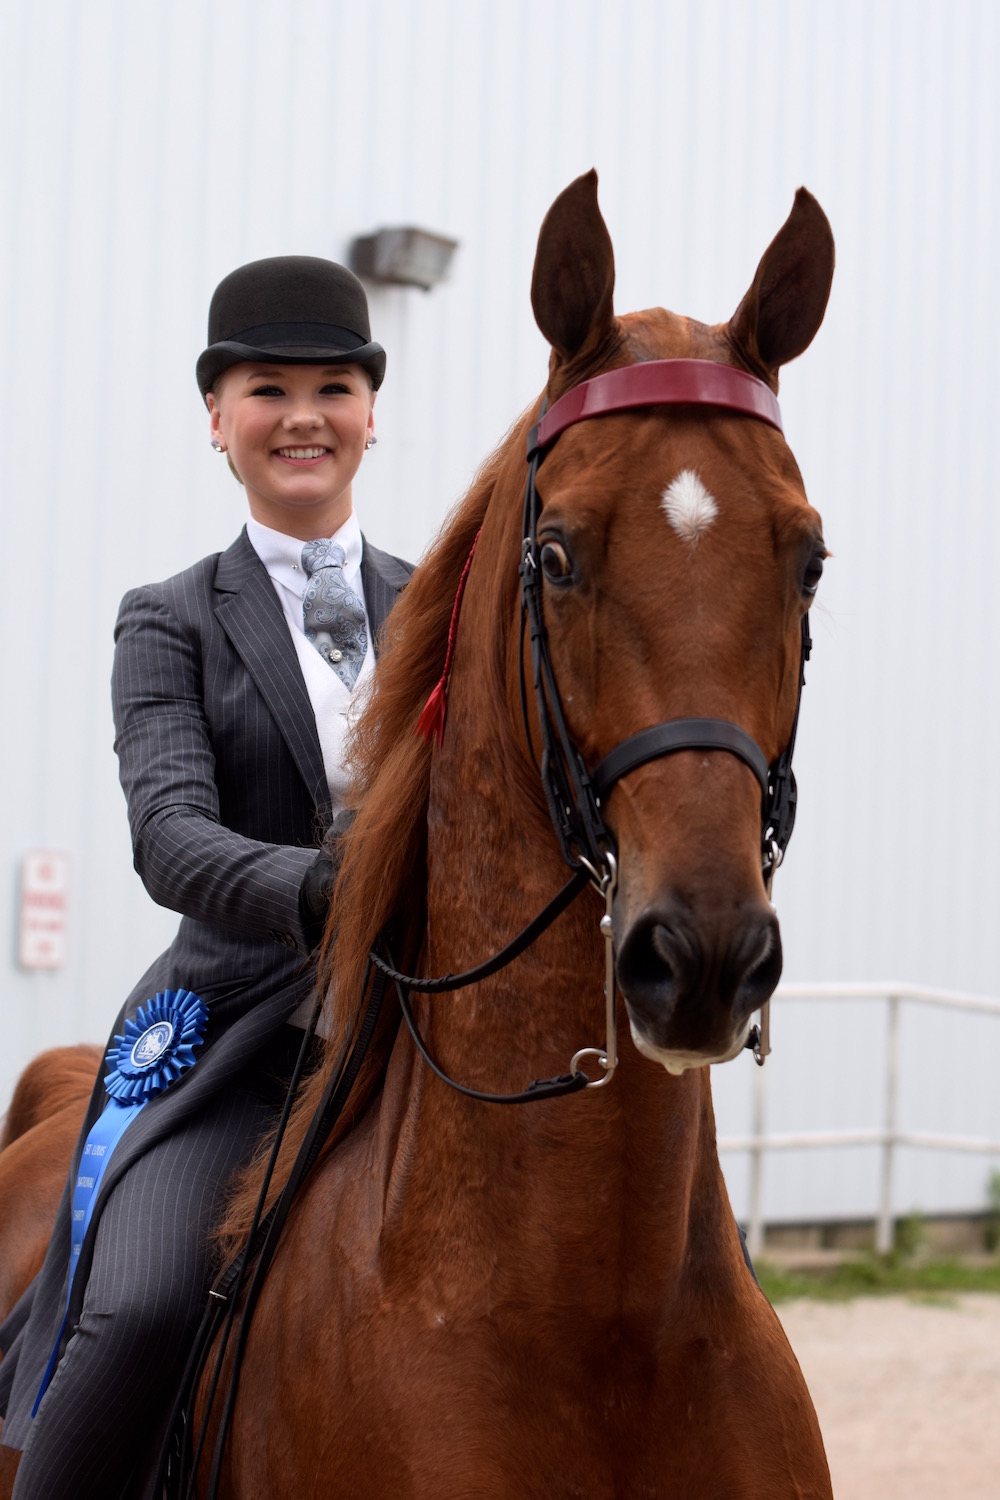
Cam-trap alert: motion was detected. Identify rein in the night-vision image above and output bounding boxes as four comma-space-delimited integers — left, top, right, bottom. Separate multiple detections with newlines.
165, 970, 389, 1500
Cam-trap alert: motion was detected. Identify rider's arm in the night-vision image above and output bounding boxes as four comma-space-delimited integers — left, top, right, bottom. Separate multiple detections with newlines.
111, 582, 324, 954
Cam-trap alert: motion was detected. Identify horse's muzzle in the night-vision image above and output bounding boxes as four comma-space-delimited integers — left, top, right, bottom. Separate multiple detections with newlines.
615, 897, 783, 1069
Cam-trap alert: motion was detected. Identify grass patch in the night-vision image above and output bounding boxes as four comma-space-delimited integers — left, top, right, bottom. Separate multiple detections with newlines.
757, 1254, 1000, 1303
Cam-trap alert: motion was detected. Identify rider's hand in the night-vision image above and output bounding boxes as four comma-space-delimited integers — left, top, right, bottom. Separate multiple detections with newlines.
298, 809, 356, 951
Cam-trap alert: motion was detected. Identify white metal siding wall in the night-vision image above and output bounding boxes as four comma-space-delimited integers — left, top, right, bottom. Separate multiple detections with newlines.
1, 0, 997, 1222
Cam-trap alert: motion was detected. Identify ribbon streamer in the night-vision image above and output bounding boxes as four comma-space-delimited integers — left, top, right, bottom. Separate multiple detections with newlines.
31, 990, 207, 1415
415, 527, 482, 747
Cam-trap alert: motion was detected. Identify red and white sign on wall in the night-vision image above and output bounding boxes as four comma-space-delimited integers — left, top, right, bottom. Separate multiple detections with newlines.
18, 850, 71, 970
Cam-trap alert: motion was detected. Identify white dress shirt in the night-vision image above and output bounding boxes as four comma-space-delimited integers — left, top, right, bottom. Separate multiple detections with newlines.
247, 513, 375, 1033
246, 512, 374, 815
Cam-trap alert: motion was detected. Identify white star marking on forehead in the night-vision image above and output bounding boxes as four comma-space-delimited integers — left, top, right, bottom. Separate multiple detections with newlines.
661, 469, 718, 545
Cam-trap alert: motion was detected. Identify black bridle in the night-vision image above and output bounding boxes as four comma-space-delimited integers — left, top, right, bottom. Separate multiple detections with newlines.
370, 358, 813, 1089
518, 358, 810, 904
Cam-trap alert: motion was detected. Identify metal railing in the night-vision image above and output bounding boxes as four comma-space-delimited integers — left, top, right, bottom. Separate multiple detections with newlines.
719, 983, 1000, 1258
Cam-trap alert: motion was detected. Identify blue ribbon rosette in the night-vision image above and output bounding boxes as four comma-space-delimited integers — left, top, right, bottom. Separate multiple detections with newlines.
32, 989, 207, 1415
103, 988, 208, 1103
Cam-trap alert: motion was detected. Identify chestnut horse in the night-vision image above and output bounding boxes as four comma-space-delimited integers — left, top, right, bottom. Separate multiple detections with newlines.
0, 1045, 100, 1488
203, 171, 835, 1499
0, 1046, 101, 1328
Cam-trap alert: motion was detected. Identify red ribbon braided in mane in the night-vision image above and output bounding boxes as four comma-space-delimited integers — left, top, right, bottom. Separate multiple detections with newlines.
414, 527, 483, 747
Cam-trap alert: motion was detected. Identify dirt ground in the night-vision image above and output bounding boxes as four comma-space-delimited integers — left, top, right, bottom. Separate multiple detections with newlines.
777, 1293, 1000, 1500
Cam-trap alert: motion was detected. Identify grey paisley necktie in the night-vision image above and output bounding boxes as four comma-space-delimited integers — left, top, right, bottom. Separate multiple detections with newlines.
300, 539, 368, 690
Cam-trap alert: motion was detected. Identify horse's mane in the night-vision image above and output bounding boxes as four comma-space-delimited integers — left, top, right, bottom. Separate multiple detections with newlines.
216, 410, 533, 1258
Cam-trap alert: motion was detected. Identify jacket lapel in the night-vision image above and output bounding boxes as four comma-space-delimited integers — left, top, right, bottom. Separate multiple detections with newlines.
213, 530, 330, 819
213, 529, 413, 820
361, 537, 415, 646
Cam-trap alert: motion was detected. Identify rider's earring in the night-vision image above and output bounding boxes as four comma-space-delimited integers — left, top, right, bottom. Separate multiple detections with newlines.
365, 435, 377, 450
211, 438, 225, 453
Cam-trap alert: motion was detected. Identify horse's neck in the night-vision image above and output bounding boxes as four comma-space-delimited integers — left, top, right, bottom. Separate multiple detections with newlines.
374, 705, 728, 1308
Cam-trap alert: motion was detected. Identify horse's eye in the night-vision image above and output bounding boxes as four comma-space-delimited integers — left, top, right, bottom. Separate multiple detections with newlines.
803, 550, 825, 597
540, 540, 573, 582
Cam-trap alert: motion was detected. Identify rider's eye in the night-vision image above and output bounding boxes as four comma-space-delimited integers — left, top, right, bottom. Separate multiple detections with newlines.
803, 550, 826, 597
540, 540, 573, 582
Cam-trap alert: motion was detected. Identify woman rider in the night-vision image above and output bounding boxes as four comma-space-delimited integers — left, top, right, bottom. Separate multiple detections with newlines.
0, 255, 413, 1497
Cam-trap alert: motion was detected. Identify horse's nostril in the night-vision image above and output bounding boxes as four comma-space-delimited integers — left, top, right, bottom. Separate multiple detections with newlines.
616, 912, 691, 1028
734, 914, 783, 1017
650, 925, 676, 972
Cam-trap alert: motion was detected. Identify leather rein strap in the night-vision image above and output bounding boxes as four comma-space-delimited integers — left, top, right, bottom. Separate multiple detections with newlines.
519, 358, 808, 888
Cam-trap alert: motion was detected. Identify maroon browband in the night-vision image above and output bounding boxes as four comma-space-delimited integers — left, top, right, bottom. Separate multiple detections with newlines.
531, 359, 782, 452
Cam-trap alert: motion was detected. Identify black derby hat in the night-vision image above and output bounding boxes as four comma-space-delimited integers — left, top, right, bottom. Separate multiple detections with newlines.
196, 255, 385, 397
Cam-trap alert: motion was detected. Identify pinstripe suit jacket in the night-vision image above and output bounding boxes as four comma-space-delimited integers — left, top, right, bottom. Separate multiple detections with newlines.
0, 526, 413, 1444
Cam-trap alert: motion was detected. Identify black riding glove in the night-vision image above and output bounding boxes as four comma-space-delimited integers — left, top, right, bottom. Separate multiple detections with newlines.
297, 808, 357, 951
299, 849, 334, 951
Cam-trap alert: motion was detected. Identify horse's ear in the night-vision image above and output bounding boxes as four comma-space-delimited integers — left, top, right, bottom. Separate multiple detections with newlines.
728, 188, 834, 376
532, 170, 616, 363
